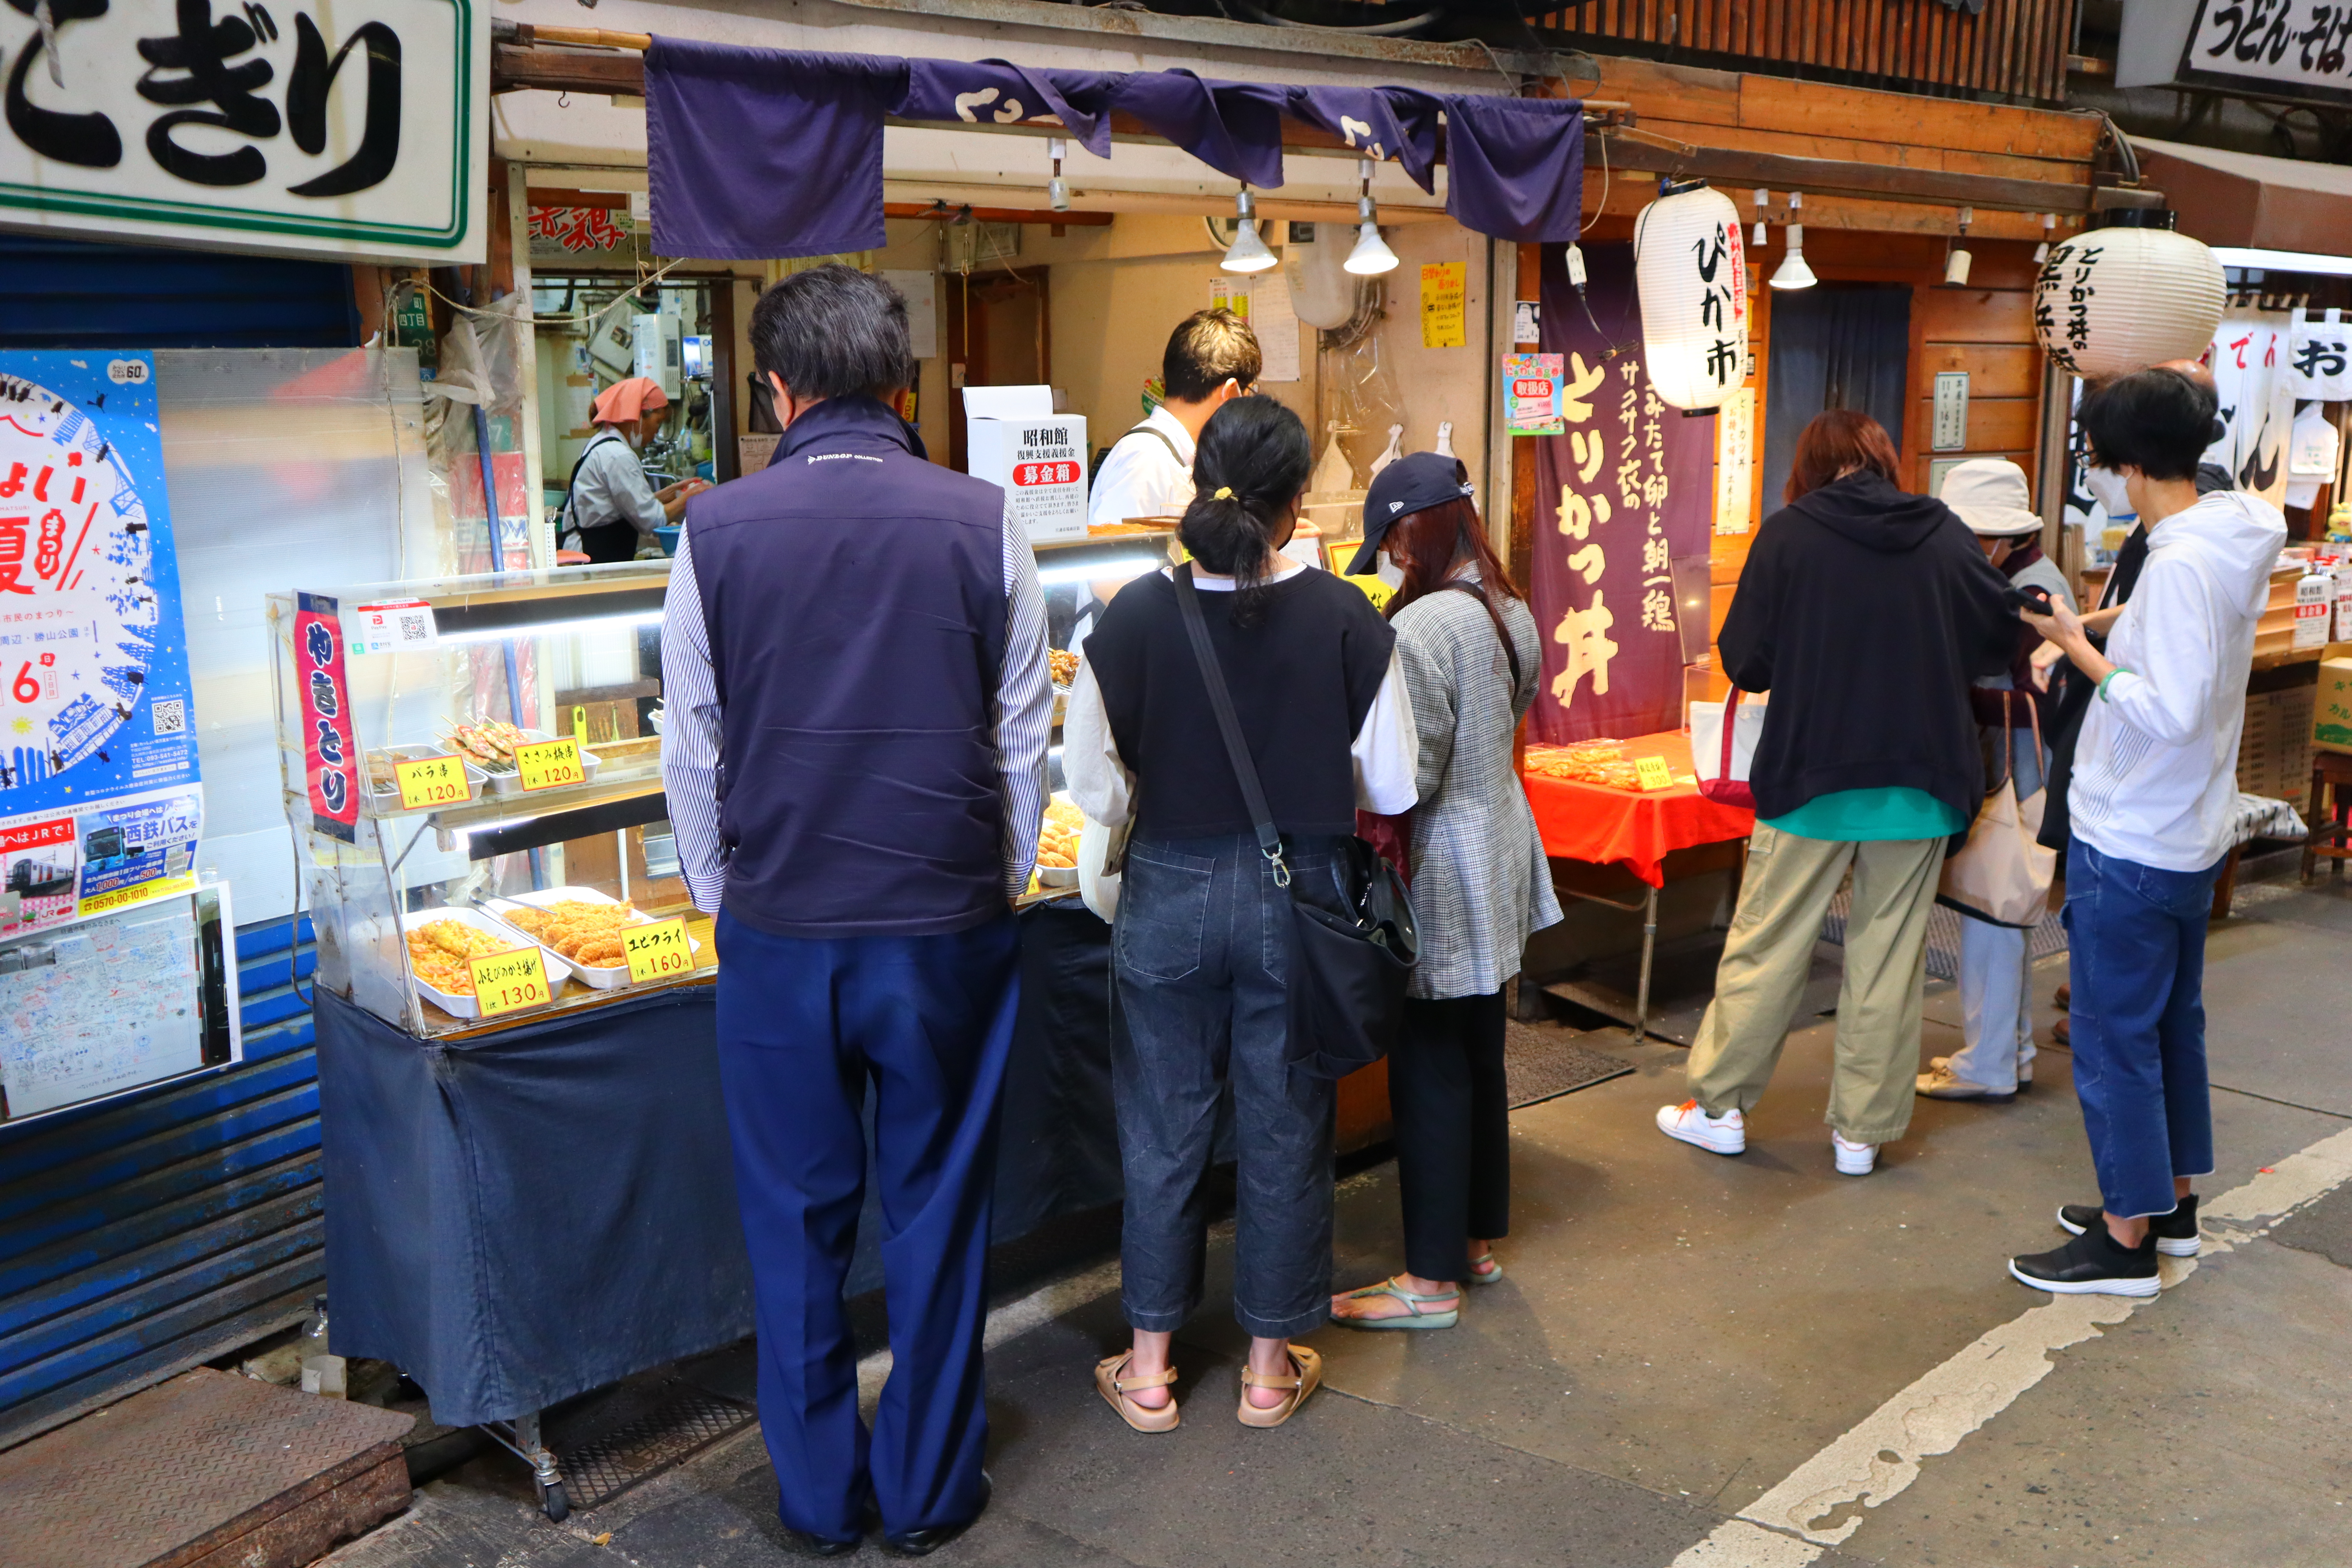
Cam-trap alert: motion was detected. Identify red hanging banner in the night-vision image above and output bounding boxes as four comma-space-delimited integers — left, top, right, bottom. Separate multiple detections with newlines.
294, 592, 359, 843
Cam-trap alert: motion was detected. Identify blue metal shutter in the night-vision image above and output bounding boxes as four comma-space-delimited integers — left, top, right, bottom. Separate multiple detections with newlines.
0, 919, 322, 1448
0, 233, 361, 349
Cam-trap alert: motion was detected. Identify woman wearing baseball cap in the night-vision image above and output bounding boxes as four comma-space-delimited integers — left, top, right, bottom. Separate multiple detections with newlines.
1330, 453, 1562, 1331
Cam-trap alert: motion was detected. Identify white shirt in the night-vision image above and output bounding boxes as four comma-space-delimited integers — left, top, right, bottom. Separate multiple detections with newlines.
1062, 561, 1418, 918
2071, 490, 2287, 872
566, 429, 666, 542
1086, 405, 1195, 531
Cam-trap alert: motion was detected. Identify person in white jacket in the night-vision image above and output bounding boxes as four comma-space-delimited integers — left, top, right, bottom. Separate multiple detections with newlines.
2009, 367, 2286, 1298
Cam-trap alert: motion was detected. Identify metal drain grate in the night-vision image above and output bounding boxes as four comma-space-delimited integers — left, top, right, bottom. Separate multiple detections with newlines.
557, 1384, 757, 1514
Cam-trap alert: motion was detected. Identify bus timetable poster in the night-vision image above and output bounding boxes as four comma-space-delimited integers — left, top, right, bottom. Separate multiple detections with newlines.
0, 352, 203, 935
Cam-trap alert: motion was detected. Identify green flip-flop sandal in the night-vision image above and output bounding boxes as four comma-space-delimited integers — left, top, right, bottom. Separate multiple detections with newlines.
1334, 1276, 1461, 1330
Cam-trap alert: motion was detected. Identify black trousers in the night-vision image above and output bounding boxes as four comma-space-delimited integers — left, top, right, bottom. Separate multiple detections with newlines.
1391, 990, 1511, 1283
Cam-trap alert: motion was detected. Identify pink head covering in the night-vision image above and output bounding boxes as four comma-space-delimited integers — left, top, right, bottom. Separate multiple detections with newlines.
591, 376, 670, 427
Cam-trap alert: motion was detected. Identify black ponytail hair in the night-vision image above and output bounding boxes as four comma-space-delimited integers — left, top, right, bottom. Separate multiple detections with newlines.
1178, 397, 1311, 624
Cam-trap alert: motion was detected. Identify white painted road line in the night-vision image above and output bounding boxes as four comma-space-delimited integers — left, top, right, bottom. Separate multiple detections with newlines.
1670, 1123, 2352, 1566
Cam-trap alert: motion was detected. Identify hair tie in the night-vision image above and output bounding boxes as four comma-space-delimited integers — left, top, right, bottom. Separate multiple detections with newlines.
1213, 486, 1234, 500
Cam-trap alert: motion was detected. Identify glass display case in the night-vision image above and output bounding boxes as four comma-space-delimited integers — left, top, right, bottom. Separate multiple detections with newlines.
268, 563, 697, 1038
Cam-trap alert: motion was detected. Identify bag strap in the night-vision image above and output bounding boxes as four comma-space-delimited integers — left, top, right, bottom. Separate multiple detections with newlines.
1171, 565, 1290, 887
1719, 685, 1744, 779
1126, 423, 1185, 466
559, 430, 625, 536
1433, 579, 1523, 693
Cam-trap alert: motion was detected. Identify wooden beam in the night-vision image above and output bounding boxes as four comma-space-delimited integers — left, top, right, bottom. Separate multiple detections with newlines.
1593, 129, 2143, 215
883, 202, 1112, 226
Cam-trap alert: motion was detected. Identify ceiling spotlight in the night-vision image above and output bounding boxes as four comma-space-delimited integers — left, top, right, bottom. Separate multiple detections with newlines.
1047, 136, 1069, 213
1752, 187, 1769, 249
2033, 211, 2056, 265
1221, 187, 1278, 273
1770, 196, 1814, 289
1344, 158, 1399, 276
1943, 205, 1975, 287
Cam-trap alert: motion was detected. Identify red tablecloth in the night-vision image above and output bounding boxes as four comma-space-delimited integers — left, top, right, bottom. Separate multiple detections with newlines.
1521, 730, 1756, 887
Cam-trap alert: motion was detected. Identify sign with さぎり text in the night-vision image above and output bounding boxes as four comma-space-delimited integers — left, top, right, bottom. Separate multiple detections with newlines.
621, 917, 692, 984
0, 0, 486, 263
467, 946, 551, 1018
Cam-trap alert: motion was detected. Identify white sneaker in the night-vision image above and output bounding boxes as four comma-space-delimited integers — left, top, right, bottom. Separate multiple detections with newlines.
1657, 1100, 1746, 1156
1832, 1131, 1878, 1176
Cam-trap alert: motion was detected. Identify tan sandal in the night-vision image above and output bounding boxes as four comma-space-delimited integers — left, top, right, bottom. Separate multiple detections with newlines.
1095, 1351, 1180, 1433
1235, 1345, 1321, 1429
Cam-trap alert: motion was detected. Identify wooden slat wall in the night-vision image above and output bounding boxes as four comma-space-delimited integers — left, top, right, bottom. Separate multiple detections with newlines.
1535, 0, 2070, 102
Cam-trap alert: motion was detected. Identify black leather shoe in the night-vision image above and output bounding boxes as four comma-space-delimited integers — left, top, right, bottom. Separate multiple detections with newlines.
2009, 1223, 2159, 1298
783, 1528, 861, 1557
885, 1472, 991, 1557
2059, 1193, 2200, 1257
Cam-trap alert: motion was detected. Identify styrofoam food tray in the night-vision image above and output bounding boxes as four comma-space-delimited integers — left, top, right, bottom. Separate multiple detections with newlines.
483, 886, 704, 990
483, 729, 605, 797
400, 907, 570, 1020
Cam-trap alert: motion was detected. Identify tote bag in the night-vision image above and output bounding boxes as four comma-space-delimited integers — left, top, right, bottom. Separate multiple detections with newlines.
1938, 693, 2057, 928
1690, 688, 1768, 809
1172, 568, 1417, 1080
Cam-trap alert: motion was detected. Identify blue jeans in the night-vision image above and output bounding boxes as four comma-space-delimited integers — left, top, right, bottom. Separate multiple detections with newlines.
713, 910, 1017, 1543
1111, 833, 1338, 1340
2063, 840, 2221, 1219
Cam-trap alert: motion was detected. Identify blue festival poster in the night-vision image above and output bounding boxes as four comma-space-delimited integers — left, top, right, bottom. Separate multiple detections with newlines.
0, 353, 201, 925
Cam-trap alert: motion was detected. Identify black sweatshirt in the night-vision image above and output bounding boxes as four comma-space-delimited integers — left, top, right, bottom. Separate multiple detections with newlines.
1719, 470, 2018, 831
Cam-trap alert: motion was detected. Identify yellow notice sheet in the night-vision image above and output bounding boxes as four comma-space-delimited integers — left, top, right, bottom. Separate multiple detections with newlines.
1419, 261, 1467, 348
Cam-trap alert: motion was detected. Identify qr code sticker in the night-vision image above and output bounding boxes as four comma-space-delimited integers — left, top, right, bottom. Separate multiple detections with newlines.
151, 697, 186, 735
400, 613, 430, 642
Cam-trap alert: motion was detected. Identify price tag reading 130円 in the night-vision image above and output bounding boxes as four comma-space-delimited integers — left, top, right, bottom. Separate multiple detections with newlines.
1634, 755, 1676, 792
622, 918, 694, 984
392, 754, 469, 810
468, 947, 554, 1018
515, 737, 587, 792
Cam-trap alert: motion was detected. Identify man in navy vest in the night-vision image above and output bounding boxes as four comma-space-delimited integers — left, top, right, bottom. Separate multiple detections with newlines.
661, 265, 1051, 1556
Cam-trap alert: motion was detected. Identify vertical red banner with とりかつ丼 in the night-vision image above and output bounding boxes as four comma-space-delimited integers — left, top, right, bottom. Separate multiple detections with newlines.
294, 593, 357, 843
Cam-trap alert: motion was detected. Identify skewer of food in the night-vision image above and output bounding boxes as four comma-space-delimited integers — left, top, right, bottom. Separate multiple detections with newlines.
439, 719, 532, 775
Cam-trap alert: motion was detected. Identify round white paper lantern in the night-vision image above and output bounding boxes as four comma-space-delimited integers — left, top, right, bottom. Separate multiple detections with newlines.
1633, 182, 1749, 412
2033, 214, 2226, 379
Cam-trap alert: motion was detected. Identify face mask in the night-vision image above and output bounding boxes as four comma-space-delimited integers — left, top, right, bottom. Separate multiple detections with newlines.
2083, 465, 2133, 519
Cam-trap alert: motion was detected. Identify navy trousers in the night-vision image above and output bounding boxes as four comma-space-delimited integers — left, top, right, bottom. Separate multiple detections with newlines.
714, 908, 1019, 1544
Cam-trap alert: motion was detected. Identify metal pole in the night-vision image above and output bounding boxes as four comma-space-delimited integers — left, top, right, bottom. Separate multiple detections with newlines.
1633, 884, 1659, 1044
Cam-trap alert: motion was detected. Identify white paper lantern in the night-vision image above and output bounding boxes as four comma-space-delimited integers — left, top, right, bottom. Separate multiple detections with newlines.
1633, 183, 1750, 412
2033, 218, 2226, 379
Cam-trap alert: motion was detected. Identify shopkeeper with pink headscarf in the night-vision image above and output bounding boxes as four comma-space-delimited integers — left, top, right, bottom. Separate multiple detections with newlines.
560, 376, 708, 564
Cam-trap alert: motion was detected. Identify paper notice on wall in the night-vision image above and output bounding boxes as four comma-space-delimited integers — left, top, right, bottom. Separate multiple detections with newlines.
1421, 262, 1467, 349
1714, 387, 1755, 535
881, 269, 940, 360
1211, 277, 1249, 319
1251, 271, 1301, 383
739, 434, 780, 474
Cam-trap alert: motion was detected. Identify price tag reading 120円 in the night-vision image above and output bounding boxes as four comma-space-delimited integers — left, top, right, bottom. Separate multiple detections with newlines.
515, 737, 586, 792
1634, 755, 1676, 792
468, 947, 553, 1018
393, 754, 469, 810
622, 918, 694, 984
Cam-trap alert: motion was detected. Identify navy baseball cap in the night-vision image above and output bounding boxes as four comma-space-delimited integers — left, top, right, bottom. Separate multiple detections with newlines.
1346, 452, 1475, 575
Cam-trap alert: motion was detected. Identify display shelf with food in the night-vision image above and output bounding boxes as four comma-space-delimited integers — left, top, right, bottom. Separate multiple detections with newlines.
485, 886, 708, 990
396, 907, 573, 1022
270, 562, 704, 1040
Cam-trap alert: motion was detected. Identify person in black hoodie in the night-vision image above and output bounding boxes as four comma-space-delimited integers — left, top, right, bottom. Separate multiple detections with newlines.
1657, 411, 2014, 1176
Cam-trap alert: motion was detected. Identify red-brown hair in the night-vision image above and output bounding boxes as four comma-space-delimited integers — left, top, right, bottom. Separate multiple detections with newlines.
1785, 409, 1902, 503
1381, 496, 1522, 619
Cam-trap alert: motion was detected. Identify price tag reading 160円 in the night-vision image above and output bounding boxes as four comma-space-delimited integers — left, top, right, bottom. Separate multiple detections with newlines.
393, 753, 469, 810
515, 737, 587, 792
622, 918, 694, 984
468, 947, 553, 1018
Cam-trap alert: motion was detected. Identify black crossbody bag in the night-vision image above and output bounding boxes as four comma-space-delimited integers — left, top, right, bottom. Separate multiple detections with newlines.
1171, 565, 1417, 1080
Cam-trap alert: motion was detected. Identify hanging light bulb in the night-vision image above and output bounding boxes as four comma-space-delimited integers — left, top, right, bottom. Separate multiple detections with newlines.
1770, 196, 1814, 289
2033, 211, 2056, 265
1344, 158, 1399, 276
1046, 136, 1070, 214
1221, 187, 1277, 274
1943, 205, 1975, 287
1752, 187, 1769, 249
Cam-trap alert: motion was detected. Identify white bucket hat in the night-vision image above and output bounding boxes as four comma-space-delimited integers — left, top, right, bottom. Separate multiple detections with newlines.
1938, 458, 2043, 537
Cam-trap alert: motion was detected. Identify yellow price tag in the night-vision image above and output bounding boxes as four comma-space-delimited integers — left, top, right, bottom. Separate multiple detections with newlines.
467, 946, 554, 1018
515, 737, 587, 792
1634, 755, 1676, 791
393, 753, 470, 810
622, 917, 694, 984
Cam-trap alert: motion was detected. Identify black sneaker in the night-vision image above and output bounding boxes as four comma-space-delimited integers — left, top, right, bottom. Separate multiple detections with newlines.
2009, 1223, 2160, 1297
2057, 1193, 2200, 1257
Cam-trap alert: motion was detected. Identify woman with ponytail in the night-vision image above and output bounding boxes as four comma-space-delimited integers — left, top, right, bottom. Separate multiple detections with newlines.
1328, 454, 1561, 1332
1065, 396, 1418, 1432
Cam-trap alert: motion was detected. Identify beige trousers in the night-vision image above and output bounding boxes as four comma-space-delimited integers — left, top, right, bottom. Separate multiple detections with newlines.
1686, 824, 1943, 1145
